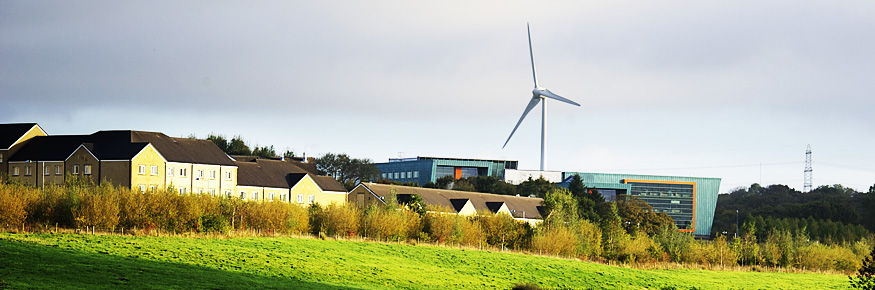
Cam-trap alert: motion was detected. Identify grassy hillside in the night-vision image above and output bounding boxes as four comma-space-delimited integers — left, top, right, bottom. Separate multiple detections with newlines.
0, 233, 849, 289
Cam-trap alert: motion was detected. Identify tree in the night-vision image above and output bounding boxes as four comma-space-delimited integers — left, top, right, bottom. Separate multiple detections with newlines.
207, 134, 229, 153
849, 243, 875, 289
316, 153, 380, 189
251, 145, 276, 158
228, 136, 251, 155
542, 188, 578, 227
518, 176, 558, 198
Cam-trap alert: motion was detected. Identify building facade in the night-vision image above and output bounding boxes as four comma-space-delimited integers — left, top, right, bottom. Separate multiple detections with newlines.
375, 157, 518, 185
560, 172, 720, 237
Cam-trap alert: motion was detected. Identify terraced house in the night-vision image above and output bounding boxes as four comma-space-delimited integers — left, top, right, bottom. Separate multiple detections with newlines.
1, 123, 347, 205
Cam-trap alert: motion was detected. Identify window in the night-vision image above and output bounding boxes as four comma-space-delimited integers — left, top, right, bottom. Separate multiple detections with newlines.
297, 194, 304, 203
12, 166, 19, 176
413, 171, 419, 178
224, 190, 231, 198
168, 167, 174, 177
73, 165, 79, 175
209, 170, 216, 179
197, 170, 204, 179
150, 185, 158, 191
308, 195, 315, 204
225, 171, 232, 180
281, 194, 286, 201
55, 165, 61, 175
25, 166, 31, 176
400, 172, 406, 179
138, 184, 146, 192
407, 172, 412, 179
209, 188, 216, 196
197, 188, 204, 194
240, 191, 246, 200
138, 165, 146, 175
84, 164, 92, 175
0, 153, 3, 163
44, 165, 50, 175
269, 193, 275, 201
381, 173, 387, 179
179, 187, 187, 195
180, 168, 187, 177
393, 172, 399, 179
252, 192, 259, 201
149, 165, 156, 175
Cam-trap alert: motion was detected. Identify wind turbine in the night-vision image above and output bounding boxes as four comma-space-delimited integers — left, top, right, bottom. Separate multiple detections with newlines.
502, 23, 581, 171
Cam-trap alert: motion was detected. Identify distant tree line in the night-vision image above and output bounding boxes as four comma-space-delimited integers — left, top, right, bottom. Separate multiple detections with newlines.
713, 183, 875, 244
315, 153, 380, 190
198, 133, 294, 158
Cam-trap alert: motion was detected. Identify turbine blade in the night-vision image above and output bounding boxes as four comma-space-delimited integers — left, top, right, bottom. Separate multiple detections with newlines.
503, 96, 541, 149
542, 89, 581, 106
528, 22, 538, 88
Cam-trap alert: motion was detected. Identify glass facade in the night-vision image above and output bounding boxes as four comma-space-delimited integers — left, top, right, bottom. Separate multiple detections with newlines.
435, 166, 454, 178
628, 181, 694, 229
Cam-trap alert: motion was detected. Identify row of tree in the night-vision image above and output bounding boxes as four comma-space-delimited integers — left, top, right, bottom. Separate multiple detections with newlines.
2, 179, 873, 274
714, 183, 875, 243
201, 134, 293, 158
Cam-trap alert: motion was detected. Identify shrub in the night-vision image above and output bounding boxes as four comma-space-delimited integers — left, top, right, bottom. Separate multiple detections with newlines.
0, 184, 28, 228
531, 226, 577, 257
310, 203, 360, 237
849, 243, 875, 289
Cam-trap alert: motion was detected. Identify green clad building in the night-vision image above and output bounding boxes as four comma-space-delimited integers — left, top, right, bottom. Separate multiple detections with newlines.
561, 172, 720, 237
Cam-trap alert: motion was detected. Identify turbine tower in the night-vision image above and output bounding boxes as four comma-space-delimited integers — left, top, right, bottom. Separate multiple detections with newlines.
502, 23, 581, 171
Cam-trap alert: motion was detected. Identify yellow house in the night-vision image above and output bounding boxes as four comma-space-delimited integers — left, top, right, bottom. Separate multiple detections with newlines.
235, 158, 347, 205
1, 123, 47, 182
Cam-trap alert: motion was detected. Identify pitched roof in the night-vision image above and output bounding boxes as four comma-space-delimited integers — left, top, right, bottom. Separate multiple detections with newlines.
230, 155, 319, 175
235, 159, 310, 188
311, 175, 347, 192
90, 131, 235, 166
7, 135, 88, 162
0, 123, 43, 149
357, 183, 544, 219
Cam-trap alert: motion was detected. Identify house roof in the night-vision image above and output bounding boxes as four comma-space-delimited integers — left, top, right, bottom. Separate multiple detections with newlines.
311, 175, 347, 192
230, 155, 319, 175
91, 131, 235, 166
0, 123, 43, 149
356, 183, 544, 219
7, 135, 88, 162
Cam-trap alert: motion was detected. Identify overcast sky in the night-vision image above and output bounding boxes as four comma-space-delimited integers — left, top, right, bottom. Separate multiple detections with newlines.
3, 1, 875, 193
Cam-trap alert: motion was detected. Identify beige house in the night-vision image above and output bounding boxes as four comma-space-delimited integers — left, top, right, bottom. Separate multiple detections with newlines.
0, 123, 47, 183
235, 158, 347, 205
348, 183, 544, 222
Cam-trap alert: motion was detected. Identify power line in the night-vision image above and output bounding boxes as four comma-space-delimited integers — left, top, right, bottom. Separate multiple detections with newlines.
588, 161, 800, 172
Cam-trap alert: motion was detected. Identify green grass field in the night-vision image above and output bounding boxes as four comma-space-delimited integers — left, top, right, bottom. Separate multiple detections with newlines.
0, 233, 849, 289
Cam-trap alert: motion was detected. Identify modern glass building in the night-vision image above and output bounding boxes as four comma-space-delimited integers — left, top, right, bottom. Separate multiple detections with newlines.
560, 172, 720, 237
375, 157, 518, 186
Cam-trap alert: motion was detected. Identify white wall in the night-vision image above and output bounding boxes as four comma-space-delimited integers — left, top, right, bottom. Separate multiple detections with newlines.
503, 169, 563, 185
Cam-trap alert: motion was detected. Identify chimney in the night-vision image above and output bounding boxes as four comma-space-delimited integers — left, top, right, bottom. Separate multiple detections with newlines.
302, 152, 306, 162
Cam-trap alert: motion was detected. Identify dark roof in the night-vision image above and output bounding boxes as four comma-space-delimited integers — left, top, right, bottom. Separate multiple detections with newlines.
90, 131, 235, 166
356, 183, 545, 219
235, 158, 346, 192
0, 123, 42, 149
311, 175, 347, 192
235, 159, 311, 188
230, 155, 319, 175
8, 135, 88, 161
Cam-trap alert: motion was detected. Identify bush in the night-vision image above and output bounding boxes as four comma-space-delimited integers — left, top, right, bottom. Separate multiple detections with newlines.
531, 226, 577, 257
0, 184, 28, 228
310, 203, 360, 237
